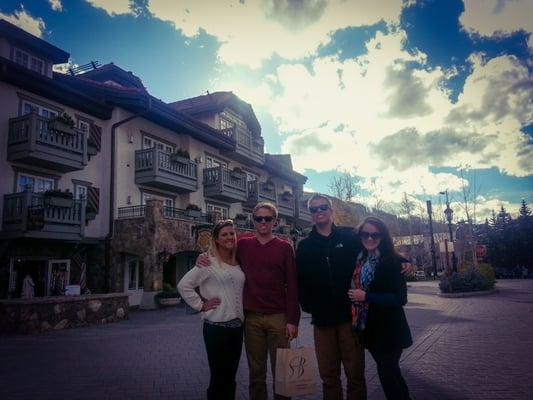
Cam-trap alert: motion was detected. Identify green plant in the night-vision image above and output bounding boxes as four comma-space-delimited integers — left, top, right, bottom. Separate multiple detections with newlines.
44, 189, 74, 199
234, 213, 247, 220
52, 112, 75, 127
174, 148, 190, 159
477, 262, 496, 287
405, 274, 417, 282
156, 283, 179, 299
439, 266, 494, 293
186, 203, 201, 211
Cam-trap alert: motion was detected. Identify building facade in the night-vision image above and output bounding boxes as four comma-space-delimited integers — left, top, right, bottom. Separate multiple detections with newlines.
0, 19, 311, 307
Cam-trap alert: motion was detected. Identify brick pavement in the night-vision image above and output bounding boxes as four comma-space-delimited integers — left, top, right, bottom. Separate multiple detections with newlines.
1, 280, 532, 400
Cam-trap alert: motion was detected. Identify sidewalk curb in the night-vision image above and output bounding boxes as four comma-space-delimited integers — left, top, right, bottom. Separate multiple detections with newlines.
437, 288, 499, 298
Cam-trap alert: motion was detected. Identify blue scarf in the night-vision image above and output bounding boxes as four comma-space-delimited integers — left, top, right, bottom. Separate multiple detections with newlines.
352, 250, 380, 331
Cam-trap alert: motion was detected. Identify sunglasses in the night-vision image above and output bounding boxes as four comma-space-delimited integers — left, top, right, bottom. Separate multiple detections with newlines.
360, 231, 382, 240
253, 216, 274, 223
309, 204, 330, 214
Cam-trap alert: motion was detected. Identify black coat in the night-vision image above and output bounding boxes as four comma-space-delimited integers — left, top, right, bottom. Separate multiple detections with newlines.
363, 255, 413, 351
296, 225, 362, 327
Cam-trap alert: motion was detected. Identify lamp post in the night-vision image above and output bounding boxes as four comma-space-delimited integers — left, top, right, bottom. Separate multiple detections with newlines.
426, 200, 438, 279
440, 190, 457, 272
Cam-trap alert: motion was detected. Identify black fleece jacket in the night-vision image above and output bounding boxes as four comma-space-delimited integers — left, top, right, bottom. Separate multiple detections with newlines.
296, 224, 362, 327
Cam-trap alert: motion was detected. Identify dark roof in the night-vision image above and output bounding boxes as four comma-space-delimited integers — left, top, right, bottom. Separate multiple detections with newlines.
56, 70, 235, 150
0, 56, 111, 119
0, 19, 69, 63
79, 63, 146, 90
170, 91, 261, 136
265, 154, 307, 185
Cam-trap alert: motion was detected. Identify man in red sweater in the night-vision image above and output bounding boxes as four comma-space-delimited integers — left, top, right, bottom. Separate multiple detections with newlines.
197, 202, 300, 400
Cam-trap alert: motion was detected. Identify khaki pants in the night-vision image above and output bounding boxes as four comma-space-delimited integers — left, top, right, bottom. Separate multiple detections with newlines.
313, 322, 367, 400
244, 312, 290, 400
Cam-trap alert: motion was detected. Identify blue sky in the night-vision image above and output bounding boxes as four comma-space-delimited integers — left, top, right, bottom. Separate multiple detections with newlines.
1, 0, 531, 221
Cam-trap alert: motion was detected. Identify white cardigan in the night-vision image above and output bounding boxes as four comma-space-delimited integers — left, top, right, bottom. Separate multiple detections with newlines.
177, 258, 245, 323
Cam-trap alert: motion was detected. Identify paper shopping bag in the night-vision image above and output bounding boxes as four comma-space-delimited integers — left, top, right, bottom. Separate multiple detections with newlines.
275, 346, 317, 397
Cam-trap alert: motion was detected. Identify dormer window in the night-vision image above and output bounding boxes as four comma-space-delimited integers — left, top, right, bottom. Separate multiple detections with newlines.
14, 48, 45, 75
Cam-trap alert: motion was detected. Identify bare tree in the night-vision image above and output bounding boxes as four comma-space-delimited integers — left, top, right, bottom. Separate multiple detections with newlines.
399, 192, 416, 263
369, 178, 385, 212
328, 170, 360, 202
458, 167, 482, 266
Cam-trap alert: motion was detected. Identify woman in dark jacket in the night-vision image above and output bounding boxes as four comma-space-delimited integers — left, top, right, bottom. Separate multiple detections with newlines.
348, 216, 412, 400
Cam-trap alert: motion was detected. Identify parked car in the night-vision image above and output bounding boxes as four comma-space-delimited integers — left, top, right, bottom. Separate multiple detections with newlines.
415, 271, 426, 280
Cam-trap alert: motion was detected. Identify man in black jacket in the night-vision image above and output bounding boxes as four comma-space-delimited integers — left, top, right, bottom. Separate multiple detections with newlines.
296, 193, 366, 400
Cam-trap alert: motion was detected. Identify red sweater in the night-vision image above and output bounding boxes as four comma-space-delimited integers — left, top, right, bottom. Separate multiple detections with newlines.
237, 236, 301, 326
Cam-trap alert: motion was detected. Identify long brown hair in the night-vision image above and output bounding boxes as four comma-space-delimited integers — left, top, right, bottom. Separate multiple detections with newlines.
357, 216, 399, 260
208, 219, 237, 265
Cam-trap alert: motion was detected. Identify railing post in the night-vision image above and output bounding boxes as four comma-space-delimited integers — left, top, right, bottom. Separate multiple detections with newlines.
218, 165, 224, 190
21, 187, 32, 231
82, 129, 88, 166
151, 148, 158, 175
28, 113, 37, 152
80, 197, 86, 237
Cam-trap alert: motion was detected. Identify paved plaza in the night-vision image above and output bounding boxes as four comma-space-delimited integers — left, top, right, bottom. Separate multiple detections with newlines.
1, 279, 532, 400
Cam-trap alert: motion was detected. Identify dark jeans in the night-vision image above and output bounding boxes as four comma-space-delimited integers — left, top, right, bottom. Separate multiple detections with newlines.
203, 321, 244, 400
368, 347, 411, 400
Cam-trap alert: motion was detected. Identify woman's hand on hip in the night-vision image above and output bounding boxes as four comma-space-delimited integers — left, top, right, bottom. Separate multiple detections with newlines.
201, 297, 221, 311
348, 288, 366, 302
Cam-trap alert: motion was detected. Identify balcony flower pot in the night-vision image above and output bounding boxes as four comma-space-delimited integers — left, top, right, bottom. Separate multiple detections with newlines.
230, 167, 245, 179
170, 149, 191, 164
186, 203, 202, 218
263, 182, 275, 192
44, 190, 74, 208
48, 113, 76, 135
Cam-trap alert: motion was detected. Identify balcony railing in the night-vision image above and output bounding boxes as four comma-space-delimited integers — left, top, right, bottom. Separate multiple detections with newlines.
7, 113, 87, 172
117, 205, 210, 223
203, 166, 248, 202
277, 193, 295, 217
1, 190, 85, 240
245, 180, 277, 207
135, 148, 198, 193
217, 126, 265, 164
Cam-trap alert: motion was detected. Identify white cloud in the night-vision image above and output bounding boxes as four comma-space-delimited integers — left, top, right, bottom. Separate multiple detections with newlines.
85, 0, 131, 16
460, 0, 533, 38
49, 0, 63, 12
0, 7, 46, 37
144, 0, 403, 67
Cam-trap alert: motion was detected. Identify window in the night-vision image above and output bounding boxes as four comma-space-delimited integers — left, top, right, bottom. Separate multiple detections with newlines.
22, 101, 57, 119
142, 136, 174, 153
142, 193, 173, 208
206, 203, 229, 219
219, 118, 234, 130
78, 120, 90, 134
17, 173, 54, 193
74, 184, 87, 200
14, 48, 45, 75
246, 172, 259, 182
127, 258, 139, 290
205, 155, 228, 169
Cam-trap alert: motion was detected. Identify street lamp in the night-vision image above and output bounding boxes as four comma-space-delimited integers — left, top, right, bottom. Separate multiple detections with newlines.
439, 190, 457, 272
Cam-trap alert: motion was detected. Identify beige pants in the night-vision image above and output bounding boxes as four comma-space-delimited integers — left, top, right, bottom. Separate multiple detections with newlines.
244, 311, 290, 400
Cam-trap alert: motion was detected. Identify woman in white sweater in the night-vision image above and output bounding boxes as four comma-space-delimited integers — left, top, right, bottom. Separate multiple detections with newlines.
178, 219, 245, 400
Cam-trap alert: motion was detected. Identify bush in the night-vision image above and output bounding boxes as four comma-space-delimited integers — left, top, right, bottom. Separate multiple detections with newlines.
405, 274, 417, 282
439, 266, 494, 293
156, 282, 179, 299
477, 263, 496, 288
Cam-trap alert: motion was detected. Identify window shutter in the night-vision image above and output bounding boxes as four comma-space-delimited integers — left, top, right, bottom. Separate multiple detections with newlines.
88, 124, 102, 152
87, 186, 100, 213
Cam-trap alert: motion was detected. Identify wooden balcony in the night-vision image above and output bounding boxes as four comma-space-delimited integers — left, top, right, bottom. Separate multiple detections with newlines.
135, 148, 198, 193
7, 113, 87, 172
277, 193, 295, 218
203, 166, 247, 203
244, 180, 277, 208
1, 191, 85, 240
298, 207, 313, 224
218, 126, 265, 165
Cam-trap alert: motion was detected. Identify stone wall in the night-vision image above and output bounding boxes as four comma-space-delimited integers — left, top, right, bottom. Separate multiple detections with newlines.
112, 200, 203, 292
0, 293, 128, 334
